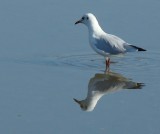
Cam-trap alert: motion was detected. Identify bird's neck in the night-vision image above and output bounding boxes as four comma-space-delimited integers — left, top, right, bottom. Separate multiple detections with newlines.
84, 92, 103, 111
88, 22, 104, 35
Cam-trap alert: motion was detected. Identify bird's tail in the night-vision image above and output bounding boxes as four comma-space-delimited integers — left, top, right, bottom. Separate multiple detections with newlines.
130, 45, 146, 51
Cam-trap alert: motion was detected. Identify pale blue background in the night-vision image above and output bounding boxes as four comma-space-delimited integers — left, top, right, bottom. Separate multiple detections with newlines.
0, 0, 160, 134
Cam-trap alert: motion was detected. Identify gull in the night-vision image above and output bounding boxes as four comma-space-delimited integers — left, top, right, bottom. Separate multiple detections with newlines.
75, 13, 146, 68
74, 71, 144, 111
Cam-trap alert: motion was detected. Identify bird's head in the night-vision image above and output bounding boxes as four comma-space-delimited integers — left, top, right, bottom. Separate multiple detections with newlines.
75, 13, 98, 27
73, 98, 88, 111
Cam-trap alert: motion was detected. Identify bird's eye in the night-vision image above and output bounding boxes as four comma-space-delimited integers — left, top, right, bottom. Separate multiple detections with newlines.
82, 17, 85, 20
86, 17, 89, 20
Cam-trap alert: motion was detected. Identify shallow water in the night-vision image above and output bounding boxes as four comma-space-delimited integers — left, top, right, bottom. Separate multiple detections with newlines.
0, 0, 160, 134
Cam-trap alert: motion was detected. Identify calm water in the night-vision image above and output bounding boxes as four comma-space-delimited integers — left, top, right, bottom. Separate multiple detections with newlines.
0, 0, 160, 134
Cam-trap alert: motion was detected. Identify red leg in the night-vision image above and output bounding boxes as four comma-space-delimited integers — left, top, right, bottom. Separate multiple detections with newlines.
105, 57, 110, 68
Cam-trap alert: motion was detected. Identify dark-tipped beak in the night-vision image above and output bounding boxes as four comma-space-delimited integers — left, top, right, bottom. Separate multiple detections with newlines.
75, 19, 82, 25
73, 98, 81, 104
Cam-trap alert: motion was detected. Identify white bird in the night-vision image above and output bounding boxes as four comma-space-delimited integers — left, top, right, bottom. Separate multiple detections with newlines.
75, 13, 146, 68
74, 71, 144, 111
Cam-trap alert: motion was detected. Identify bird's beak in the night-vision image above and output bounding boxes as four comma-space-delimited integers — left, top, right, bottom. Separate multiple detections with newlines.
75, 19, 82, 25
73, 98, 81, 105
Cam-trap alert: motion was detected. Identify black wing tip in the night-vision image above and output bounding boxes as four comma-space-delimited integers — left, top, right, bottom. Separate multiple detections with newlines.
130, 45, 146, 51
138, 48, 147, 51
128, 83, 145, 89
137, 83, 145, 89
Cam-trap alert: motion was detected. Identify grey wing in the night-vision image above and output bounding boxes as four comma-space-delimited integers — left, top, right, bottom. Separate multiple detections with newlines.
94, 38, 126, 55
107, 34, 145, 52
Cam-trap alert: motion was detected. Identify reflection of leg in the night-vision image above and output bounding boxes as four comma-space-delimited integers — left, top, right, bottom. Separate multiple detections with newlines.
105, 67, 110, 73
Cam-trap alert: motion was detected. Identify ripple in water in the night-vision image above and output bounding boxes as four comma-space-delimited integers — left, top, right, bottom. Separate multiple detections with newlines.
2, 51, 158, 72
42, 53, 105, 71
7, 53, 106, 71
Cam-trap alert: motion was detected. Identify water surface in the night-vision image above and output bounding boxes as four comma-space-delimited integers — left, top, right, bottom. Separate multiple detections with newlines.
0, 0, 160, 134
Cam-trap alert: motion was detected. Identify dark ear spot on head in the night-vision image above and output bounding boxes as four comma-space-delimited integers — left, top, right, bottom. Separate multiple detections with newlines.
87, 17, 89, 20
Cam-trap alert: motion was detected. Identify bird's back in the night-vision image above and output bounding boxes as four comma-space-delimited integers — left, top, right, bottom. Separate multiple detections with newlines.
92, 33, 144, 55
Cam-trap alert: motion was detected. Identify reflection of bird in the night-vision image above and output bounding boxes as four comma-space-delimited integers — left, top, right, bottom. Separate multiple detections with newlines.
74, 71, 144, 111
75, 13, 146, 68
